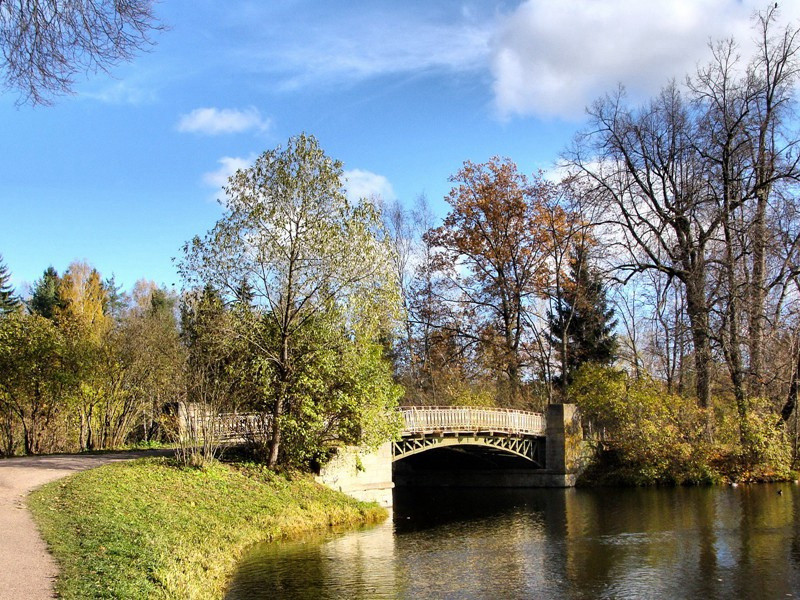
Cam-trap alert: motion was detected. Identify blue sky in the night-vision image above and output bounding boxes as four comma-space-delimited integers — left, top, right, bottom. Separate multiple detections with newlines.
1, 0, 795, 294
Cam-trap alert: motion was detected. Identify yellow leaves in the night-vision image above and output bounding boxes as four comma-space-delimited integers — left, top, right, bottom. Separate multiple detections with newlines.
57, 261, 110, 341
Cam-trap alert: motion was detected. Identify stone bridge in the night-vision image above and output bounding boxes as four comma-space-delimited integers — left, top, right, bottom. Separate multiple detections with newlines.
317, 404, 585, 507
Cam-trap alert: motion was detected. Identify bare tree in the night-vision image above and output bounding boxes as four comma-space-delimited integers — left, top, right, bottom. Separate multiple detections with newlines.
568, 83, 717, 408
0, 0, 162, 105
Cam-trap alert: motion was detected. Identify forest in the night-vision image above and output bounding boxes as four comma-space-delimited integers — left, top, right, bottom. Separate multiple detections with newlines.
2, 10, 800, 484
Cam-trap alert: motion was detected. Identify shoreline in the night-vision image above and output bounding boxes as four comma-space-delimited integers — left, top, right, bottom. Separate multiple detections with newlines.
27, 457, 386, 599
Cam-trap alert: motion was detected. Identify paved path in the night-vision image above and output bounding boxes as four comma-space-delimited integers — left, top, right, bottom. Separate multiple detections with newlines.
0, 450, 171, 600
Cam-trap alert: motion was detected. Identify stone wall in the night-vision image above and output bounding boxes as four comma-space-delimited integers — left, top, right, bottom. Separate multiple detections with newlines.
315, 442, 394, 507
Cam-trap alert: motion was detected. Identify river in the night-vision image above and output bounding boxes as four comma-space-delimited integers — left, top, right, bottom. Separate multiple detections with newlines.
226, 483, 800, 599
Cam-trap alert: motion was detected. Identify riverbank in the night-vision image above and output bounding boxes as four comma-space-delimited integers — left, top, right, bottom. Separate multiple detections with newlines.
27, 458, 386, 599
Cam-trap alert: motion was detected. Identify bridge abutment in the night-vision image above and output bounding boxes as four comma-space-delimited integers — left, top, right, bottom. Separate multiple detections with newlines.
544, 403, 584, 487
315, 443, 395, 507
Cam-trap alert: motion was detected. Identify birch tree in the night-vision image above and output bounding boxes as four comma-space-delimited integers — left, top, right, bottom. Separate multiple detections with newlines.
180, 133, 402, 467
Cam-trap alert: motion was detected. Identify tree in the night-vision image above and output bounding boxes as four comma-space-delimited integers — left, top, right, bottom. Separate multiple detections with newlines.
568, 8, 800, 454
548, 242, 617, 391
28, 266, 61, 319
569, 83, 717, 409
426, 158, 557, 406
0, 0, 163, 105
180, 133, 402, 467
0, 312, 69, 454
0, 254, 19, 313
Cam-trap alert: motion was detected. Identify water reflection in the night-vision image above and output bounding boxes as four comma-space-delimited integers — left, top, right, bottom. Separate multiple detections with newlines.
226, 483, 800, 599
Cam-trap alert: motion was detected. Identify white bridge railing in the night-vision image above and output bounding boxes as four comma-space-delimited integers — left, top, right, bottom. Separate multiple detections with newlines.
182, 405, 547, 441
400, 406, 546, 437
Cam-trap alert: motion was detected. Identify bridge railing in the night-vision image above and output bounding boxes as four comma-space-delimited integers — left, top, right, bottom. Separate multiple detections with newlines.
400, 406, 546, 436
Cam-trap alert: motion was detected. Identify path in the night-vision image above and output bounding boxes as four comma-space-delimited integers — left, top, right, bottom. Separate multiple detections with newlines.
0, 450, 171, 600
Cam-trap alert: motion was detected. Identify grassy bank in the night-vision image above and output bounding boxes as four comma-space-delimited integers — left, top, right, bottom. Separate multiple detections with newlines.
28, 458, 386, 599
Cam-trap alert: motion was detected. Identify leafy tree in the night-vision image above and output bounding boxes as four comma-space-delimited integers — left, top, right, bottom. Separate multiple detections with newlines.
0, 254, 19, 314
0, 0, 163, 105
110, 281, 184, 446
28, 266, 61, 319
548, 242, 617, 391
54, 261, 111, 449
180, 133, 402, 467
426, 158, 559, 406
0, 312, 69, 454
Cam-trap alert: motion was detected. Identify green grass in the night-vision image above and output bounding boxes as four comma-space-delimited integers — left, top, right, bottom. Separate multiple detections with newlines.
28, 458, 386, 599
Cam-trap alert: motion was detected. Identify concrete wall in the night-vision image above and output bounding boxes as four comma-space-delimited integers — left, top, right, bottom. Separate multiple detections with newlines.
315, 442, 394, 507
545, 403, 585, 475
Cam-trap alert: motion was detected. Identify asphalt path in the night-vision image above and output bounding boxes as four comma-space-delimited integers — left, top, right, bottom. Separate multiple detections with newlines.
0, 450, 171, 599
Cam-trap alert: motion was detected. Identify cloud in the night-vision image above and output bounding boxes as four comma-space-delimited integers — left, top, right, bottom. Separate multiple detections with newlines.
81, 77, 159, 105
177, 107, 271, 135
202, 155, 256, 188
224, 4, 495, 90
344, 169, 396, 203
490, 0, 800, 120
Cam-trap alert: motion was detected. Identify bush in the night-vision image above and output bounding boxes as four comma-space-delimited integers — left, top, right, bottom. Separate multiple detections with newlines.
570, 364, 715, 485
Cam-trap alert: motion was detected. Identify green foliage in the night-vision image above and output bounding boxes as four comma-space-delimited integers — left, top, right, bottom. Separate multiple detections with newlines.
252, 307, 404, 468
571, 364, 715, 485
715, 397, 793, 480
28, 266, 61, 319
179, 133, 402, 467
571, 364, 793, 485
0, 254, 19, 313
28, 458, 386, 599
548, 243, 617, 389
0, 312, 71, 454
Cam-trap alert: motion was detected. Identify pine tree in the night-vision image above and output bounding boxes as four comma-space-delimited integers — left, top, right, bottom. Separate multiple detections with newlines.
28, 266, 61, 319
548, 243, 617, 390
103, 274, 126, 319
0, 255, 20, 314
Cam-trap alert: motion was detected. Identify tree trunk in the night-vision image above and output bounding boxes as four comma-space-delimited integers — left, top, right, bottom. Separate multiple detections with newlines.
778, 344, 800, 425
684, 266, 712, 409
748, 185, 769, 398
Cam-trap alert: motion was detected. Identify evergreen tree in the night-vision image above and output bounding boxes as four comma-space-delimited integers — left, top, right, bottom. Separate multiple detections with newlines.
103, 274, 126, 320
548, 243, 617, 390
28, 266, 61, 319
0, 255, 19, 314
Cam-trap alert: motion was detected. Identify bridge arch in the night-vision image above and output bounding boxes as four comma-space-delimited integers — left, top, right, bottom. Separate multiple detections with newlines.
393, 406, 546, 467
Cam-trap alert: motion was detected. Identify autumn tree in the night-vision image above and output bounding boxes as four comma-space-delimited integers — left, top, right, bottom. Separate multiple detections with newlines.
180, 133, 402, 467
426, 158, 557, 406
0, 0, 163, 105
99, 280, 185, 448
0, 312, 69, 454
568, 8, 800, 459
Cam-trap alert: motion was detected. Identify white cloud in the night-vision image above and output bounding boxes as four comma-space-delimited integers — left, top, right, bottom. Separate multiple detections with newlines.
82, 77, 159, 105
202, 155, 256, 188
344, 169, 396, 203
225, 5, 495, 90
177, 107, 271, 135
490, 0, 800, 120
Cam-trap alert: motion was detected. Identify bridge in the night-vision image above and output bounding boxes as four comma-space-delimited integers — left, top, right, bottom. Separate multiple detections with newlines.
179, 402, 584, 507
395, 406, 546, 466
318, 403, 584, 507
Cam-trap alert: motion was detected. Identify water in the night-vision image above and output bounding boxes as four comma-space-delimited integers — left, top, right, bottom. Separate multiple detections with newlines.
226, 484, 800, 599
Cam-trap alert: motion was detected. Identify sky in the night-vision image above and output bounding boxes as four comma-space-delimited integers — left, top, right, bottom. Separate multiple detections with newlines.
1, 0, 798, 294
